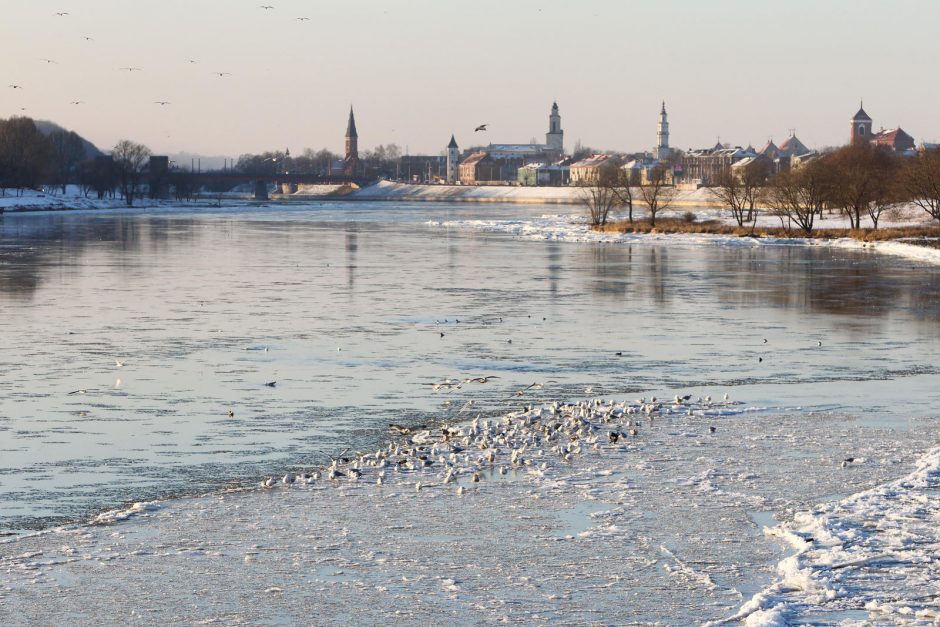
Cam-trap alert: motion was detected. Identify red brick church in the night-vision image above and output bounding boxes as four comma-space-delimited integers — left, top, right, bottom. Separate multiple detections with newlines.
850, 103, 915, 153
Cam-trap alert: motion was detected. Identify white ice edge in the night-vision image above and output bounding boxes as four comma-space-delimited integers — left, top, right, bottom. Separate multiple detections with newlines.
712, 445, 940, 626
426, 215, 940, 267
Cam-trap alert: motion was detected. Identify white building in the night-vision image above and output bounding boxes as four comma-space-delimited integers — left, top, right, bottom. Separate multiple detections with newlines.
656, 101, 671, 161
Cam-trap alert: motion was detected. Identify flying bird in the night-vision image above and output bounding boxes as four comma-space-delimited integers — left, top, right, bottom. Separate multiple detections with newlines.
295, 16, 310, 21
474, 124, 488, 132
187, 59, 198, 64
70, 100, 84, 105
55, 12, 69, 16
8, 84, 22, 89
40, 58, 57, 64
119, 67, 142, 72
154, 101, 171, 105
260, 4, 274, 8
213, 72, 231, 77
83, 36, 94, 41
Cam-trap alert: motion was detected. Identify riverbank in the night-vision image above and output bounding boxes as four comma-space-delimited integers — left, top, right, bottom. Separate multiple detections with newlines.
337, 180, 725, 206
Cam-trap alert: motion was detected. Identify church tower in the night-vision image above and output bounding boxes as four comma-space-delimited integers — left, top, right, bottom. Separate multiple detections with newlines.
446, 134, 459, 184
545, 101, 564, 154
344, 106, 359, 175
656, 101, 670, 160
850, 101, 872, 146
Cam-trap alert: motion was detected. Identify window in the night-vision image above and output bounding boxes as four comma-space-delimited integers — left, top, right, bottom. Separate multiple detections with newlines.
858, 125, 865, 136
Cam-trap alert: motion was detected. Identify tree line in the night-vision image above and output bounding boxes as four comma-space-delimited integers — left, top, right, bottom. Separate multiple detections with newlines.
714, 144, 940, 234
581, 144, 940, 232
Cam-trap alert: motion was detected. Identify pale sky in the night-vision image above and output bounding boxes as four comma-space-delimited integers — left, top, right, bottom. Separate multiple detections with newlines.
2, 0, 937, 158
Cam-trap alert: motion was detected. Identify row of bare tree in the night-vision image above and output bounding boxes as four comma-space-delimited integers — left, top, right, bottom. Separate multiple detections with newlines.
582, 144, 940, 233
578, 158, 677, 227
713, 144, 940, 234
0, 116, 156, 206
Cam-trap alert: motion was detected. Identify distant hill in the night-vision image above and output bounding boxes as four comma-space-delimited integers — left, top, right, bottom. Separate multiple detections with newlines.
34, 120, 103, 160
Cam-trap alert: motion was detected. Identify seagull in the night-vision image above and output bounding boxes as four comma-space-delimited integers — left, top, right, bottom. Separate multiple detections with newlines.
762, 338, 768, 344
187, 59, 198, 64
213, 72, 231, 77
260, 4, 274, 8
8, 84, 22, 89
474, 124, 488, 132
40, 58, 57, 64
817, 340, 823, 347
154, 101, 171, 105
55, 11, 69, 16
70, 100, 84, 105
295, 16, 310, 21
83, 36, 94, 41
119, 67, 142, 72
113, 359, 124, 367
68, 389, 89, 395
464, 376, 499, 384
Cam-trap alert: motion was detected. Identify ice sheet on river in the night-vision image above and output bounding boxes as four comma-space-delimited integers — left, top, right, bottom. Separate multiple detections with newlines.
1, 396, 937, 625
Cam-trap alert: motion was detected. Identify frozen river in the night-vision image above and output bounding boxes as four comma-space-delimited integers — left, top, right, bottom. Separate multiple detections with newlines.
1, 202, 939, 624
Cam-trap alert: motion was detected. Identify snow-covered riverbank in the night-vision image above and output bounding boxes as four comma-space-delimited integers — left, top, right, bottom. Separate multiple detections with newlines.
428, 213, 940, 267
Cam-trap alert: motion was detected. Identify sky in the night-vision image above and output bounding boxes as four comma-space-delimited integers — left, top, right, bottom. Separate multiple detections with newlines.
2, 0, 938, 159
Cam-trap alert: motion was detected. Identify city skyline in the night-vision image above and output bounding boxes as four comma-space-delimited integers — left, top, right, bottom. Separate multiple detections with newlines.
2, 0, 938, 158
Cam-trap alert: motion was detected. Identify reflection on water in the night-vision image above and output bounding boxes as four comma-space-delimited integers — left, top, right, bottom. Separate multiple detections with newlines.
0, 203, 939, 531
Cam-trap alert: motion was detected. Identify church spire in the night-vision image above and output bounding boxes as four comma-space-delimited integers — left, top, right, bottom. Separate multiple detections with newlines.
346, 106, 358, 139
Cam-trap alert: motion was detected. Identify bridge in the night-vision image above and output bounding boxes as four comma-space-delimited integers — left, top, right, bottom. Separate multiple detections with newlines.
146, 157, 373, 200
184, 171, 373, 200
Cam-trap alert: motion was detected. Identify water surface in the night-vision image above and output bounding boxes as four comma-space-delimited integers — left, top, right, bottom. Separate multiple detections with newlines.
1, 201, 938, 532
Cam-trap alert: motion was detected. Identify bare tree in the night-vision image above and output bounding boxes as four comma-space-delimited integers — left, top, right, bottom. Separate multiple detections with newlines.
902, 148, 940, 224
112, 139, 151, 206
767, 161, 827, 235
637, 164, 676, 227
577, 160, 622, 227
48, 129, 86, 195
711, 159, 770, 229
0, 116, 51, 196
823, 144, 899, 229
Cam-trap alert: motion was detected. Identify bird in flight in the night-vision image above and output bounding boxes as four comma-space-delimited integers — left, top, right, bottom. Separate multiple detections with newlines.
154, 101, 171, 105
464, 376, 500, 384
213, 72, 231, 77
260, 4, 274, 8
296, 16, 310, 21
119, 67, 143, 72
83, 36, 94, 41
114, 359, 125, 367
70, 100, 84, 105
474, 124, 488, 132
187, 59, 198, 64
55, 11, 69, 16
40, 58, 57, 64
8, 84, 22, 89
